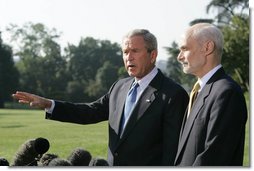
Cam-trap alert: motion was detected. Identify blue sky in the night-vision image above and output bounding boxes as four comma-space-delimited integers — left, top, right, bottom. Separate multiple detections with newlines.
1, 0, 219, 61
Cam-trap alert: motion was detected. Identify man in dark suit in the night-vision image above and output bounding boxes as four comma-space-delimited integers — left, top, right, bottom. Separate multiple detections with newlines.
174, 23, 247, 166
13, 29, 189, 166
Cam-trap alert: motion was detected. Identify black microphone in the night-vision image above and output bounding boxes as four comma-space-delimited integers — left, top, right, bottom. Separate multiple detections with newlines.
34, 137, 50, 155
67, 148, 92, 166
48, 158, 72, 166
12, 139, 37, 166
12, 137, 50, 166
89, 158, 109, 166
0, 157, 9, 166
38, 153, 58, 166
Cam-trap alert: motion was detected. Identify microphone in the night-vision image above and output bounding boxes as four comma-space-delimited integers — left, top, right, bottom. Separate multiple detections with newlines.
34, 137, 50, 155
67, 148, 92, 166
12, 137, 50, 166
12, 139, 37, 166
38, 153, 58, 166
0, 157, 9, 166
89, 158, 109, 166
48, 158, 72, 166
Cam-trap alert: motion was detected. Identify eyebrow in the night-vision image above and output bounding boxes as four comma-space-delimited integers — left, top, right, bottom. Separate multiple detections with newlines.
179, 45, 187, 50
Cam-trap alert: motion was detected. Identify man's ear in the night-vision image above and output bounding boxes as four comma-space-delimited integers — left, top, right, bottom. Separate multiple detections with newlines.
150, 50, 158, 63
205, 41, 215, 56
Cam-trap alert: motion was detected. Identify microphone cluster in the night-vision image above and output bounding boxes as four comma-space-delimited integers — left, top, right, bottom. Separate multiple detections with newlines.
0, 137, 109, 166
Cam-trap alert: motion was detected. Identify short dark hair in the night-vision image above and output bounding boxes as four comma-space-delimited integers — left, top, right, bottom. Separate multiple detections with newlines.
123, 29, 157, 53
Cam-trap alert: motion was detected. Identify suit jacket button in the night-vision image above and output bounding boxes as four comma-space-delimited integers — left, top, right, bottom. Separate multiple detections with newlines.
114, 152, 118, 156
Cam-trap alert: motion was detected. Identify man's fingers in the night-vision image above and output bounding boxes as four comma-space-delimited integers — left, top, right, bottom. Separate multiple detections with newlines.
18, 100, 30, 104
13, 91, 34, 102
13, 94, 30, 101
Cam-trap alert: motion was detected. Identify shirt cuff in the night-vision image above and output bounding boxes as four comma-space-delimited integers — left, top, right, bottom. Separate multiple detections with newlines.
45, 100, 55, 114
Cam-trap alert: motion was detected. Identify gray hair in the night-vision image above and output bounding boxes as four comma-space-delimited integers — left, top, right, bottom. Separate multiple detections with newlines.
189, 23, 224, 59
123, 29, 157, 53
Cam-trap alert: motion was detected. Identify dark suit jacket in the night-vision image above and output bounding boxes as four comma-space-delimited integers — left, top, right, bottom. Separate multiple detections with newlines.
174, 68, 248, 166
46, 70, 189, 166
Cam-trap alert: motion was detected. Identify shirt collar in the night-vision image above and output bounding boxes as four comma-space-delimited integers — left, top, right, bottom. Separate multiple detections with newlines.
134, 67, 158, 92
198, 64, 222, 91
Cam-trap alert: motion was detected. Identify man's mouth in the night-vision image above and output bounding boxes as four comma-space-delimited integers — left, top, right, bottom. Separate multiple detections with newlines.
128, 64, 136, 68
181, 62, 188, 67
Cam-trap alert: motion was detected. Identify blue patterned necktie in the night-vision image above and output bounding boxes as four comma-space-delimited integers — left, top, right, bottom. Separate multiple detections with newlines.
121, 82, 139, 132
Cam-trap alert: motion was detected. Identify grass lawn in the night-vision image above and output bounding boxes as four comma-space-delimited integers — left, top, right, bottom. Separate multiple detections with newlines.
0, 108, 250, 166
0, 109, 108, 164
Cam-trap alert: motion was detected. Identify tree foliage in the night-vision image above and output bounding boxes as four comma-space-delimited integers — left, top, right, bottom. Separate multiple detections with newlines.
206, 0, 248, 24
222, 14, 249, 91
64, 37, 123, 101
86, 61, 120, 98
6, 23, 68, 99
5, 23, 124, 103
0, 34, 19, 108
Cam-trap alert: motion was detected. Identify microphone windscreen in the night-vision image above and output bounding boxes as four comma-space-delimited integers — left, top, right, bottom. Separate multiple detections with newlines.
48, 158, 72, 166
39, 153, 58, 166
89, 158, 109, 166
34, 137, 50, 155
0, 157, 9, 166
67, 148, 92, 166
12, 139, 38, 166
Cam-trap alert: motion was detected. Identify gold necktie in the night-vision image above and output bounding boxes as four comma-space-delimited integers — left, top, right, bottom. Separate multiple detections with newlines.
187, 81, 200, 118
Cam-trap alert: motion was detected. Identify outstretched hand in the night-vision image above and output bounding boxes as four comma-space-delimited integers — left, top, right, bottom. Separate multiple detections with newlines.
12, 91, 52, 109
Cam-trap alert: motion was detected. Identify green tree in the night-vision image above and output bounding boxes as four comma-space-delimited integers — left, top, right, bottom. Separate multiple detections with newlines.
222, 15, 249, 92
66, 80, 88, 102
206, 0, 248, 24
86, 61, 119, 98
0, 33, 19, 108
6, 22, 67, 99
64, 37, 122, 101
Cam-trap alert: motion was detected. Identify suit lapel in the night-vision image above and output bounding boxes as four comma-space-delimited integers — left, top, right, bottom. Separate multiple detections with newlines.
112, 78, 134, 135
117, 70, 164, 146
183, 85, 210, 138
179, 108, 188, 140
175, 67, 226, 163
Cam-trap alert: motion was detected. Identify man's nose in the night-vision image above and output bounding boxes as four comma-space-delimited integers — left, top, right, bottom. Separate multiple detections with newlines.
126, 52, 134, 61
177, 52, 183, 61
